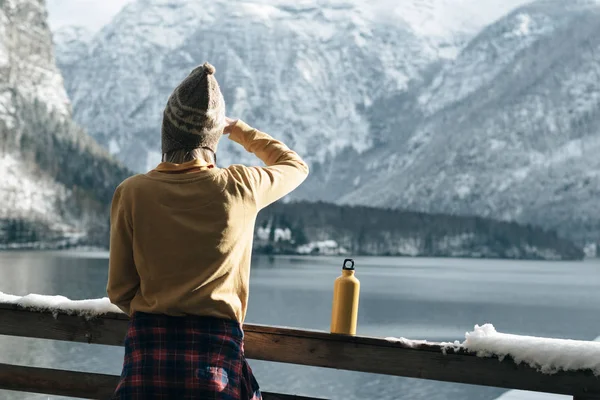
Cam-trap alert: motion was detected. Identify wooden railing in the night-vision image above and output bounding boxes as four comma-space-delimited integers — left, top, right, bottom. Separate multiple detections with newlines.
0, 303, 599, 400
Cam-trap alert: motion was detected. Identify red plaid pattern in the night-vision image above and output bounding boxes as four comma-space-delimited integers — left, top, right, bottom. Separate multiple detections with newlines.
111, 312, 262, 399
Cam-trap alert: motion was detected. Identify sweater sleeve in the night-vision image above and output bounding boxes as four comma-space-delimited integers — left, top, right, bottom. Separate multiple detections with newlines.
227, 120, 309, 210
106, 184, 139, 315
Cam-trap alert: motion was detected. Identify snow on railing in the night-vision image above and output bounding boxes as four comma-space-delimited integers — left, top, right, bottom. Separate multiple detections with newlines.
0, 291, 122, 318
387, 323, 600, 377
0, 292, 599, 399
494, 336, 600, 400
3, 291, 600, 376
463, 324, 600, 376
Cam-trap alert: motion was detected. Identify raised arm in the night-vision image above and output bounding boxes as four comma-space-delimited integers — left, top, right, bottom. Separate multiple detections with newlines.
227, 120, 309, 210
106, 184, 139, 315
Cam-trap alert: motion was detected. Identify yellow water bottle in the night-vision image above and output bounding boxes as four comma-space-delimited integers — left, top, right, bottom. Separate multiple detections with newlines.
330, 259, 360, 335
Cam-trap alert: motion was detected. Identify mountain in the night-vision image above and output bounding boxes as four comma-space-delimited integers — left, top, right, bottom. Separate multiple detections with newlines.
254, 201, 584, 260
0, 0, 130, 249
54, 0, 600, 246
53, 0, 427, 173
337, 0, 600, 244
53, 0, 531, 173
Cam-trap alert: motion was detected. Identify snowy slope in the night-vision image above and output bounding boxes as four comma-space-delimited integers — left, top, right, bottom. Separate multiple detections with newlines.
0, 154, 71, 229
0, 0, 130, 248
417, 3, 564, 115
339, 0, 600, 243
1, 0, 72, 234
54, 0, 532, 173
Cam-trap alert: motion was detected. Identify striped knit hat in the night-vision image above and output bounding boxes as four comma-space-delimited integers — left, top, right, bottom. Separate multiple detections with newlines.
161, 62, 225, 155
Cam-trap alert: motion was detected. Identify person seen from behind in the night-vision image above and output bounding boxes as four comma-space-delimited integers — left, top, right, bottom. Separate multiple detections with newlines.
106, 62, 309, 399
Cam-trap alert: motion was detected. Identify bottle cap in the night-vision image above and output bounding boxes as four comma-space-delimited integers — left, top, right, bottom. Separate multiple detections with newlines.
342, 259, 355, 271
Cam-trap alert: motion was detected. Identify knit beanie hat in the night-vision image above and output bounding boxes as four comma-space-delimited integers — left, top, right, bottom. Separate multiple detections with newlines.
161, 62, 225, 155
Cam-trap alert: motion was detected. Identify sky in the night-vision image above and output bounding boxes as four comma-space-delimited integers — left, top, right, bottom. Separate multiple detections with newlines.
46, 0, 133, 32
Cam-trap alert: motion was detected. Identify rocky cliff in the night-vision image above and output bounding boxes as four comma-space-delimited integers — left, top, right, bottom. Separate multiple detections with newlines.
0, 0, 130, 249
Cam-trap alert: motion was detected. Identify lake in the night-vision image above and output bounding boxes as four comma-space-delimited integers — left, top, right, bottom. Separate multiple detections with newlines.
0, 251, 599, 400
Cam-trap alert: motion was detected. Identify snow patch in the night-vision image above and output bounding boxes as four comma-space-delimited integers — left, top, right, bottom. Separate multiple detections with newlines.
512, 168, 530, 181
0, 42, 7, 68
239, 2, 283, 20
455, 185, 471, 199
514, 14, 532, 37
0, 154, 89, 249
0, 292, 122, 318
523, 245, 561, 261
464, 324, 600, 375
396, 238, 421, 257
255, 227, 292, 242
494, 391, 568, 400
454, 174, 475, 199
0, 154, 68, 221
297, 240, 348, 255
385, 337, 430, 347
108, 138, 120, 154
274, 228, 292, 242
256, 226, 270, 241
490, 139, 507, 151
583, 243, 597, 258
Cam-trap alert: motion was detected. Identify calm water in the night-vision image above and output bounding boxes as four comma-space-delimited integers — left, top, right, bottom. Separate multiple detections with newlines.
0, 251, 599, 400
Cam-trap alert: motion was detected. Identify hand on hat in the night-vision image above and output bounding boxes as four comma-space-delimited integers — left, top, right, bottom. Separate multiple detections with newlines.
223, 117, 238, 135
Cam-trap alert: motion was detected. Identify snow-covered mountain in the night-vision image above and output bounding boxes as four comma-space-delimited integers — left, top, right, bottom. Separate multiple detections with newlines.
0, 0, 129, 248
54, 0, 531, 173
54, 0, 421, 172
338, 0, 600, 243
54, 0, 600, 244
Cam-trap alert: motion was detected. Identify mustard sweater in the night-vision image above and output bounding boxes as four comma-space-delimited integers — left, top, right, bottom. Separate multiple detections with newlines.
106, 120, 309, 322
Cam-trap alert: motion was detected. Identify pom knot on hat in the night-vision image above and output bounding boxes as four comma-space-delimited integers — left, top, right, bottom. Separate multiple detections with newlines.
161, 62, 225, 155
